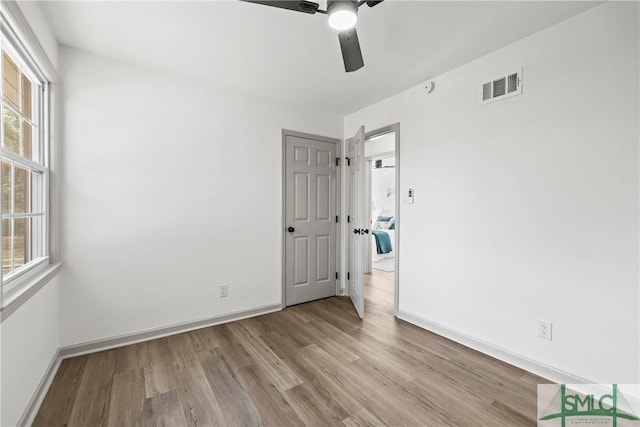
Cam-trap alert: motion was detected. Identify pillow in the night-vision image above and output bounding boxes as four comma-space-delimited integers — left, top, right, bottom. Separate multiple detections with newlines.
376, 215, 395, 230
374, 215, 390, 229
377, 221, 392, 230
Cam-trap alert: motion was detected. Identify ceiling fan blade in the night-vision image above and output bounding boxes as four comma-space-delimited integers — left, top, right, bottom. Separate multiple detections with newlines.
338, 28, 364, 72
365, 0, 384, 7
240, 0, 320, 14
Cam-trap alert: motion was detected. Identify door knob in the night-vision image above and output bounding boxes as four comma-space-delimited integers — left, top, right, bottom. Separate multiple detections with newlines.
353, 229, 361, 234
287, 226, 295, 233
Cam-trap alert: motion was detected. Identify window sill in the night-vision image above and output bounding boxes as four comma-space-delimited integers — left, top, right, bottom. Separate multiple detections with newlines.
1, 262, 62, 322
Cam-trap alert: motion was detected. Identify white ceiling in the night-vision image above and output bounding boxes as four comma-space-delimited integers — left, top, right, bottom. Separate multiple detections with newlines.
40, 0, 600, 115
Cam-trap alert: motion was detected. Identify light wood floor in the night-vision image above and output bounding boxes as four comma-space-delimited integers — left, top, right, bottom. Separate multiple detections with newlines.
34, 271, 548, 426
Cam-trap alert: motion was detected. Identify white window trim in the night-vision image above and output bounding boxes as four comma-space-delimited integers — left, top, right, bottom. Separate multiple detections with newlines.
1, 43, 49, 282
0, 0, 62, 322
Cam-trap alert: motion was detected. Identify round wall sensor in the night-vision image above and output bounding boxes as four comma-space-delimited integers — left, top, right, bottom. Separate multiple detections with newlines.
425, 81, 435, 93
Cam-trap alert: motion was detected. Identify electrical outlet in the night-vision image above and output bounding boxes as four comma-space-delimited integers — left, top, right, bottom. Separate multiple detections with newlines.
219, 284, 229, 298
538, 320, 552, 341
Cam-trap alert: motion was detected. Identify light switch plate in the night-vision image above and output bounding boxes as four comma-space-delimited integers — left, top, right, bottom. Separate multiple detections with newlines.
404, 187, 414, 204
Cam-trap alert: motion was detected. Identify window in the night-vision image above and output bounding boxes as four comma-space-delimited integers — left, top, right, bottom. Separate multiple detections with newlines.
1, 29, 48, 289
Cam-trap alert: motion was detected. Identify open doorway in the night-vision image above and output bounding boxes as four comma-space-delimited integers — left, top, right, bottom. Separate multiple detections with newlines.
364, 125, 399, 315
369, 155, 395, 272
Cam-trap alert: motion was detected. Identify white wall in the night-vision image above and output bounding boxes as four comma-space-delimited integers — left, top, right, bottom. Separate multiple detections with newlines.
366, 133, 396, 219
13, 1, 58, 70
371, 167, 395, 218
345, 2, 639, 384
59, 47, 342, 346
364, 132, 395, 158
1, 277, 60, 426
1, 3, 60, 426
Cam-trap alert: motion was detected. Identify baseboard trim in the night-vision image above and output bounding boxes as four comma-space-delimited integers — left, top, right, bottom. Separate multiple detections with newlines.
396, 309, 591, 385
60, 303, 283, 359
17, 348, 62, 427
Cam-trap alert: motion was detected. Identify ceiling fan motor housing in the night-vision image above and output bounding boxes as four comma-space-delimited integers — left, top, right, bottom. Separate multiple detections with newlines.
327, 0, 359, 10
327, 0, 359, 28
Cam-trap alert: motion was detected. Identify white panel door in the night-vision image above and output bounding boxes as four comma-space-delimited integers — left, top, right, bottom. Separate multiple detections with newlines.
285, 134, 337, 306
348, 126, 366, 318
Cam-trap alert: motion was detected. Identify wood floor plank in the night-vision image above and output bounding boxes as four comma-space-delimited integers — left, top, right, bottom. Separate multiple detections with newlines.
242, 313, 279, 337
167, 333, 225, 427
143, 390, 189, 427
284, 304, 317, 323
36, 270, 549, 427
236, 364, 306, 427
486, 399, 536, 426
344, 357, 443, 426
296, 318, 360, 364
304, 297, 362, 333
209, 324, 255, 372
32, 356, 87, 427
66, 350, 115, 427
187, 327, 222, 354
310, 316, 416, 384
308, 314, 372, 353
295, 344, 364, 416
392, 319, 462, 361
258, 330, 310, 370
141, 339, 177, 399
282, 383, 349, 426
201, 352, 263, 426
401, 375, 495, 426
226, 322, 303, 392
259, 311, 314, 349
113, 341, 146, 373
107, 368, 146, 426
342, 407, 387, 427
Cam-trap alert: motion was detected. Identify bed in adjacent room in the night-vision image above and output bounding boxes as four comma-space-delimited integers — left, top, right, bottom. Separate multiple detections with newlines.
371, 216, 394, 271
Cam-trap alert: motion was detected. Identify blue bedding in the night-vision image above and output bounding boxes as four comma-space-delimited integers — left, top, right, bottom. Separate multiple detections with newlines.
372, 230, 392, 254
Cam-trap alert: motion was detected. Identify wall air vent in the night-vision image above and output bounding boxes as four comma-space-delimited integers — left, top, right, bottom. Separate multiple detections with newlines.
480, 68, 523, 105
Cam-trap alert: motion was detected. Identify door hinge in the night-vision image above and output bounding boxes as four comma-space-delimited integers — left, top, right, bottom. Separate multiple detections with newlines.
336, 272, 339, 280
335, 157, 340, 166
347, 272, 350, 280
336, 215, 339, 223
346, 157, 351, 166
347, 215, 351, 223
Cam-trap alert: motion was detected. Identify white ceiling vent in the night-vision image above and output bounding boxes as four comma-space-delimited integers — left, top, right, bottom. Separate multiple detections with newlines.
480, 68, 523, 104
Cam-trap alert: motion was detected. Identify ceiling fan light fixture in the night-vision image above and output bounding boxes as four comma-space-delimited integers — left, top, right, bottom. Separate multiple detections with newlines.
328, 1, 358, 30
